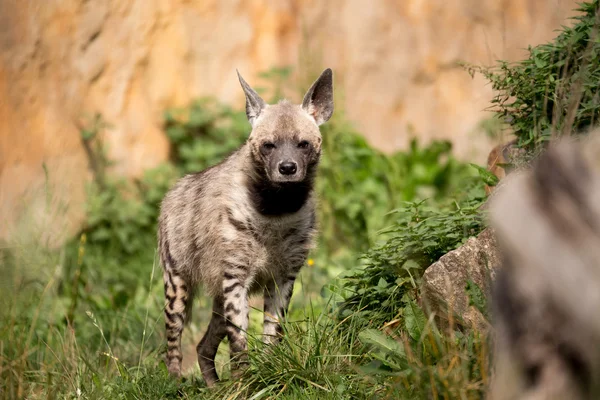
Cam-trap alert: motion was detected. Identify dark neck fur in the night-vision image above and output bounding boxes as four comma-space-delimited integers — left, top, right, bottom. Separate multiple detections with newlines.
247, 163, 317, 216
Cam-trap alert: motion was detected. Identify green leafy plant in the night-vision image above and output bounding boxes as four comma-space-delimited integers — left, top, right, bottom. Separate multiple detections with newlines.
339, 188, 487, 326
359, 299, 490, 399
475, 0, 600, 148
164, 98, 249, 173
318, 112, 478, 254
70, 164, 178, 303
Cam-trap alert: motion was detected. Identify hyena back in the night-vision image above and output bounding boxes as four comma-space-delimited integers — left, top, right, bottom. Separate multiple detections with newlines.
157, 69, 333, 386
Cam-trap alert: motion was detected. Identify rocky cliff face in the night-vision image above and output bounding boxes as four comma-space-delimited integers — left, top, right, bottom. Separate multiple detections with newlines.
0, 0, 578, 243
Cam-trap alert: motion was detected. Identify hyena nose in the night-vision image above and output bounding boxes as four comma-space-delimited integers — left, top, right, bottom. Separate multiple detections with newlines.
279, 161, 297, 175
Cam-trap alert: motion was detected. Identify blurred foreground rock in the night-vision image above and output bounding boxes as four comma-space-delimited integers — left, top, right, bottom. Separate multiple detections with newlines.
422, 228, 500, 330
489, 133, 600, 400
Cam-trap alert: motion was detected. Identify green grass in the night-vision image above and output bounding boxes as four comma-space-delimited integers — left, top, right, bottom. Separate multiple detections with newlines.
0, 249, 489, 399
0, 112, 487, 399
4, 1, 600, 397
0, 161, 488, 400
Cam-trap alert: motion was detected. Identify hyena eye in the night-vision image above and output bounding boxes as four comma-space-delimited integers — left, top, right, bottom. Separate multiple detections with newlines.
298, 140, 310, 149
262, 142, 276, 150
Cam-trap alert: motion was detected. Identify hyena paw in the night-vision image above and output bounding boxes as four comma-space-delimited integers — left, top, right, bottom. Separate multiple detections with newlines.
231, 365, 247, 380
167, 362, 182, 378
231, 356, 249, 380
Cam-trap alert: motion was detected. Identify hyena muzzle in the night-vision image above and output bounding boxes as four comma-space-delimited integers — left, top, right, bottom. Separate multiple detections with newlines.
157, 68, 334, 387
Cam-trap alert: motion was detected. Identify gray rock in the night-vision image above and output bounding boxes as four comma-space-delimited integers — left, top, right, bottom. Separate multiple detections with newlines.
422, 228, 500, 330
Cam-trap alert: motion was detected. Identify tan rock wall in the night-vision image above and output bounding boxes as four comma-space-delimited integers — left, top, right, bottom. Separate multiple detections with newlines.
0, 0, 579, 243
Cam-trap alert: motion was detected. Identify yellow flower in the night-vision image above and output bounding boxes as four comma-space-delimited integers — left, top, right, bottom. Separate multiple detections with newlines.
307, 258, 315, 267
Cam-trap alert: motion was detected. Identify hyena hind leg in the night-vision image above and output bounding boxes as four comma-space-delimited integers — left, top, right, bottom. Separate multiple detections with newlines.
197, 296, 226, 388
163, 270, 192, 377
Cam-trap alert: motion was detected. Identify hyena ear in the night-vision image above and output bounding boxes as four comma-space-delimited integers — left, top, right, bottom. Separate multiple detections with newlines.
237, 70, 266, 127
302, 68, 334, 126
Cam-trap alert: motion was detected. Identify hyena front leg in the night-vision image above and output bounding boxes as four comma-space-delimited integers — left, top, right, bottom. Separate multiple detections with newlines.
263, 271, 298, 344
197, 295, 226, 387
163, 270, 191, 377
222, 271, 250, 379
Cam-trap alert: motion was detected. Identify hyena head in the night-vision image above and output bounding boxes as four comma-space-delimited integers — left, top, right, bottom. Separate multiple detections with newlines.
237, 69, 333, 184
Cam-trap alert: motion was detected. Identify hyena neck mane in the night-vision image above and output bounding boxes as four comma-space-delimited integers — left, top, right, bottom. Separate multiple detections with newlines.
246, 159, 318, 216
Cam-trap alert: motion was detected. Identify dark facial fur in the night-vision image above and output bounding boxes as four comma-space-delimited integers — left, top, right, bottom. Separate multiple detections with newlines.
247, 149, 318, 216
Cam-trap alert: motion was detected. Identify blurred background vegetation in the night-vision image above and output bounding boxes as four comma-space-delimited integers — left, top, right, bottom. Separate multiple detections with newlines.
2, 0, 600, 398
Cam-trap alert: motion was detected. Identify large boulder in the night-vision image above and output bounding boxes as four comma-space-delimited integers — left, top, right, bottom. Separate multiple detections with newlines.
422, 228, 501, 330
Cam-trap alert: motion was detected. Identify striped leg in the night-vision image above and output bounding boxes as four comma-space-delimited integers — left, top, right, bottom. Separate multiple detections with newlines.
263, 273, 297, 344
222, 271, 250, 379
163, 270, 190, 377
197, 296, 226, 387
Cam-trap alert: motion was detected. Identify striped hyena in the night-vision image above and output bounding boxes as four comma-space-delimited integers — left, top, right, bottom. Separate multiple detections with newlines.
157, 69, 334, 386
489, 133, 600, 399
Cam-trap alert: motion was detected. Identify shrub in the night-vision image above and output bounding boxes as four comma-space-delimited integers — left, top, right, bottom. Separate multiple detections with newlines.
478, 0, 600, 148
336, 186, 487, 327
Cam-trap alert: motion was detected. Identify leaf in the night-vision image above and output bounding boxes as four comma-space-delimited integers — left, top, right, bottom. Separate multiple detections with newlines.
403, 301, 427, 341
469, 163, 500, 186
466, 280, 489, 320
534, 56, 547, 68
81, 129, 96, 141
165, 125, 187, 142
401, 260, 421, 272
359, 329, 405, 358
